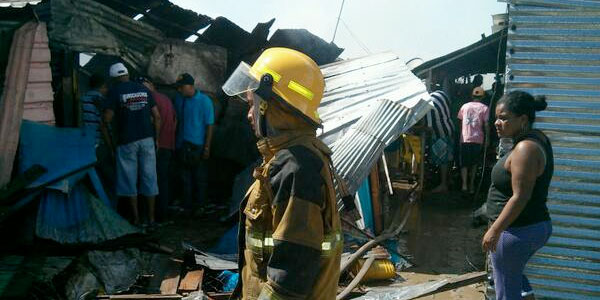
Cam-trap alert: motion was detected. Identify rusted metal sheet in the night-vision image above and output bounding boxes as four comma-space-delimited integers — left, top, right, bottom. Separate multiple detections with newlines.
505, 1, 600, 299
22, 22, 54, 124
0, 21, 38, 187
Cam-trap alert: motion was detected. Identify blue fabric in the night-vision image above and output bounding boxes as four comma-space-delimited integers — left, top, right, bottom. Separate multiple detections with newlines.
36, 184, 140, 244
115, 137, 158, 197
89, 168, 110, 207
210, 224, 239, 255
105, 81, 156, 145
491, 221, 552, 299
174, 90, 214, 148
217, 270, 239, 292
357, 178, 374, 232
19, 121, 96, 190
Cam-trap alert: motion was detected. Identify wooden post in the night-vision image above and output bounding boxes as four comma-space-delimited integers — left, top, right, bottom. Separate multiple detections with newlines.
419, 131, 426, 200
369, 164, 383, 235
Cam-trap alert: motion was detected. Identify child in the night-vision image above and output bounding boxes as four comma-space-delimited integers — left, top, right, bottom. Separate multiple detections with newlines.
458, 87, 489, 193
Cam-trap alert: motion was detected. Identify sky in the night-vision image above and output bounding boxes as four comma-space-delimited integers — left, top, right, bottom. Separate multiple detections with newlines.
171, 0, 507, 63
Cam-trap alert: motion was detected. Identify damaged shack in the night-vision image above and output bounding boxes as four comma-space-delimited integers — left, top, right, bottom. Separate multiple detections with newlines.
0, 0, 440, 299
7, 0, 593, 300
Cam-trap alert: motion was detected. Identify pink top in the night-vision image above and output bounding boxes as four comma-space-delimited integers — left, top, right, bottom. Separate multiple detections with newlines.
153, 91, 177, 150
458, 101, 488, 144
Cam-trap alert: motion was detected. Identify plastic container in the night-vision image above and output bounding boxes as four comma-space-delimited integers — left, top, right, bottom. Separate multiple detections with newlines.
351, 258, 396, 282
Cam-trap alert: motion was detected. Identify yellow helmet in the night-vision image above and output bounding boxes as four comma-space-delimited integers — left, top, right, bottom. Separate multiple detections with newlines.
222, 47, 325, 126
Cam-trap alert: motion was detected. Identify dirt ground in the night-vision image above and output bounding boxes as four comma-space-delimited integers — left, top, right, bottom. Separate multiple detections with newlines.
394, 191, 488, 299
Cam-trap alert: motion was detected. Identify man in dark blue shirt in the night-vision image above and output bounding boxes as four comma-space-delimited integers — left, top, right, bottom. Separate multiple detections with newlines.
174, 73, 214, 211
102, 62, 162, 226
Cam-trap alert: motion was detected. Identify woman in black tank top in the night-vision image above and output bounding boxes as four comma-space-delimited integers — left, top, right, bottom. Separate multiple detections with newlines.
483, 91, 553, 300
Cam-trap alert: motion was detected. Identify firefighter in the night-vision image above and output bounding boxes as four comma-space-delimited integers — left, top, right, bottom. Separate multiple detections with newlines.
222, 47, 342, 299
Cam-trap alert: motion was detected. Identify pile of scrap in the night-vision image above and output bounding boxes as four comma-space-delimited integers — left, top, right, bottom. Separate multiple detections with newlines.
92, 243, 238, 300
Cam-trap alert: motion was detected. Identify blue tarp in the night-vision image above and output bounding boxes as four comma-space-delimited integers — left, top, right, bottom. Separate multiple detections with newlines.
18, 121, 137, 244
210, 224, 239, 255
18, 121, 96, 192
36, 185, 139, 244
357, 178, 374, 232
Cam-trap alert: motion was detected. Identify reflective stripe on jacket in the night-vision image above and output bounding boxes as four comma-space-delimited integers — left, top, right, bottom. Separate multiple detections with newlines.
232, 132, 342, 300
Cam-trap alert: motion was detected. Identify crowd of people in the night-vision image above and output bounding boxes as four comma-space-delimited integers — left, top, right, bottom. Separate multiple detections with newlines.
422, 78, 492, 195
81, 56, 554, 299
82, 62, 214, 228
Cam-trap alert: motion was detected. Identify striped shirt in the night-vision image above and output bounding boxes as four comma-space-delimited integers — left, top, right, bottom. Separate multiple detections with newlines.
81, 90, 104, 145
426, 91, 454, 139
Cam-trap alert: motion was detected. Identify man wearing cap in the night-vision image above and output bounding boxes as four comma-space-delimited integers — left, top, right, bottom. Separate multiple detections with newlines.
102, 62, 162, 226
173, 73, 214, 211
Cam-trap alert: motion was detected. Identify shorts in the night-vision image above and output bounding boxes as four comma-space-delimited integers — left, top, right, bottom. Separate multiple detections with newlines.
460, 143, 482, 167
116, 137, 159, 197
429, 137, 454, 166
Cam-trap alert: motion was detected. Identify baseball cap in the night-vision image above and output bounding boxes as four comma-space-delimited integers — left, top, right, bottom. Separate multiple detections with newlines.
175, 73, 194, 87
109, 62, 128, 78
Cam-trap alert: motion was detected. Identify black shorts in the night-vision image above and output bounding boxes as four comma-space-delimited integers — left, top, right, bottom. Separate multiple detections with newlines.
460, 143, 482, 167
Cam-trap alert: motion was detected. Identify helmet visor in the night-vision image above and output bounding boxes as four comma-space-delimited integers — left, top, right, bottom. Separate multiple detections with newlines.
222, 62, 260, 101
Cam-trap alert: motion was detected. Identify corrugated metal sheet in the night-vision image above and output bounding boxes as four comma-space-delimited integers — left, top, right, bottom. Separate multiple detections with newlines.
318, 52, 431, 194
319, 52, 430, 147
37, 0, 165, 71
506, 1, 600, 299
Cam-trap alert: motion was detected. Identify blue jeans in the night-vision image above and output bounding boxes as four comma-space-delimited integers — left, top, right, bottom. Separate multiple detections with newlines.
156, 148, 173, 221
491, 221, 552, 300
180, 159, 208, 209
116, 137, 158, 197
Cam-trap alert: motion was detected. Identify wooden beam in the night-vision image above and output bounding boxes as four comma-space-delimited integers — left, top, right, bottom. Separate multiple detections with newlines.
414, 271, 487, 299
369, 165, 383, 235
97, 295, 182, 300
178, 269, 204, 292
0, 22, 37, 187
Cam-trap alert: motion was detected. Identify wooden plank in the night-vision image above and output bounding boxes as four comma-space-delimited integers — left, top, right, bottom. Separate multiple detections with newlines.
369, 165, 383, 235
159, 258, 182, 295
413, 271, 487, 299
178, 269, 204, 292
0, 21, 37, 187
97, 294, 182, 300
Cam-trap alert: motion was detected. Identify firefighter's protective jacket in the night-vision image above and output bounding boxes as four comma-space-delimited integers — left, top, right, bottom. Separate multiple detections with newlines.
232, 130, 342, 300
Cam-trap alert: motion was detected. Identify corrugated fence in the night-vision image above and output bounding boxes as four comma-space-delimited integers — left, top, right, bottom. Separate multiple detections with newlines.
506, 1, 600, 299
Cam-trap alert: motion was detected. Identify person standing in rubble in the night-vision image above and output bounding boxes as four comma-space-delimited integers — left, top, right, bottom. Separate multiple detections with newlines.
82, 73, 116, 203
82, 73, 108, 147
222, 48, 342, 299
173, 73, 214, 213
458, 87, 489, 194
138, 76, 177, 222
426, 90, 455, 193
102, 62, 161, 227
